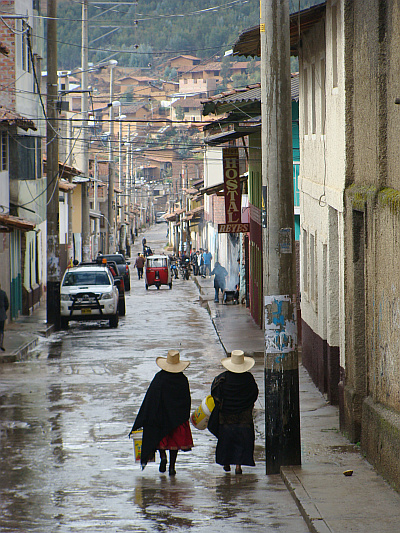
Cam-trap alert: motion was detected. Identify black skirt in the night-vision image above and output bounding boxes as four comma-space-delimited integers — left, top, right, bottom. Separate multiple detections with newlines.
216, 422, 255, 466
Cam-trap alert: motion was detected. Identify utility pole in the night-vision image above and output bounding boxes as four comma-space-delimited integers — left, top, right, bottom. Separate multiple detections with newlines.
46, 0, 60, 329
185, 164, 190, 254
107, 60, 118, 253
81, 0, 90, 261
260, 0, 301, 474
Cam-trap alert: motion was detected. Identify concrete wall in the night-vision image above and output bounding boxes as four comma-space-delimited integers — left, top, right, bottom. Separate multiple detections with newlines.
299, 0, 345, 405
344, 0, 400, 491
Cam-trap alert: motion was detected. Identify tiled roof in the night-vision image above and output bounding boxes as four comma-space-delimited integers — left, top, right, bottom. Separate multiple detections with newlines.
0, 106, 36, 131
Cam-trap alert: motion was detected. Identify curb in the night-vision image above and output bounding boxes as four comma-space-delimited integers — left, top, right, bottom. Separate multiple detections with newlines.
0, 336, 39, 363
0, 324, 55, 364
281, 467, 332, 533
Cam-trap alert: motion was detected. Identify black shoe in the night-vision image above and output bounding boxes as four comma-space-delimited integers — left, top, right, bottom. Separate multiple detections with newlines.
159, 458, 167, 473
169, 467, 176, 476
223, 465, 231, 472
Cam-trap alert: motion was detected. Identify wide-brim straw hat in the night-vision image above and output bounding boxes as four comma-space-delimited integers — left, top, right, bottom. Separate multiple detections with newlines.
221, 349, 255, 373
156, 350, 190, 373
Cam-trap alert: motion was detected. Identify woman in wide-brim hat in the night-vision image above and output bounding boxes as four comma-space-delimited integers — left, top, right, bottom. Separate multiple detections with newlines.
208, 350, 258, 475
130, 350, 193, 476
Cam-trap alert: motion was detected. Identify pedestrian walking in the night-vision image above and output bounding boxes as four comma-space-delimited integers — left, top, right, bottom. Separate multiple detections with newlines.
198, 249, 204, 276
134, 253, 145, 280
129, 350, 193, 476
142, 237, 147, 254
211, 261, 228, 303
203, 249, 212, 276
191, 250, 198, 276
208, 350, 258, 475
0, 283, 9, 352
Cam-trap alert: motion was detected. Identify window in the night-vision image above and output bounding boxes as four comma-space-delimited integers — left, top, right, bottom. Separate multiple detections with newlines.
302, 228, 308, 295
9, 136, 42, 180
0, 132, 8, 171
311, 63, 316, 134
321, 58, 326, 134
310, 234, 315, 301
332, 3, 338, 88
21, 22, 31, 72
303, 68, 309, 135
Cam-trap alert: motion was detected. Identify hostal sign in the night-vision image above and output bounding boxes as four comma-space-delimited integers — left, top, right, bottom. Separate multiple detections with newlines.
218, 147, 249, 233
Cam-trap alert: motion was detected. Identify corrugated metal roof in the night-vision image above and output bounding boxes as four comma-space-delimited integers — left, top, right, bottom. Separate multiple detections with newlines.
233, 2, 326, 58
202, 74, 299, 116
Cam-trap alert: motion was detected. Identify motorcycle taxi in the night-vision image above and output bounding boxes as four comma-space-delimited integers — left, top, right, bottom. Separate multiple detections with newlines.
145, 255, 172, 290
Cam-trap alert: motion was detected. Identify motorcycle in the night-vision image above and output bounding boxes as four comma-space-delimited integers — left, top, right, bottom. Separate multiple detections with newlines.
180, 257, 191, 280
170, 261, 179, 279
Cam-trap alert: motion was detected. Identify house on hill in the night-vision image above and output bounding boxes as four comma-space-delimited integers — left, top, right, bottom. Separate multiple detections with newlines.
167, 55, 201, 71
117, 75, 160, 97
172, 96, 204, 122
179, 61, 222, 95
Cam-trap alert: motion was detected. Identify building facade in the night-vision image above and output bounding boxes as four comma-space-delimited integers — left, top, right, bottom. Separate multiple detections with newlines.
0, 0, 45, 317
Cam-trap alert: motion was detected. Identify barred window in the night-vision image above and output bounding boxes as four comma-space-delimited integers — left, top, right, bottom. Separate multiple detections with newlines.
0, 132, 7, 171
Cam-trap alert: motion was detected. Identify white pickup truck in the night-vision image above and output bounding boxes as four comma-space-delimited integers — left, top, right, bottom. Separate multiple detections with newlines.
60, 264, 119, 329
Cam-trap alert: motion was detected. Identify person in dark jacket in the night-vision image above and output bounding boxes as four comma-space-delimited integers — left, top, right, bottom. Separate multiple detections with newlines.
129, 350, 193, 476
0, 283, 9, 352
209, 349, 258, 475
211, 262, 228, 303
134, 253, 145, 280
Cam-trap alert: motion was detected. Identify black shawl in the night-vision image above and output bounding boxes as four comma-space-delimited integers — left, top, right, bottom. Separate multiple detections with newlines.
130, 370, 191, 467
211, 371, 258, 413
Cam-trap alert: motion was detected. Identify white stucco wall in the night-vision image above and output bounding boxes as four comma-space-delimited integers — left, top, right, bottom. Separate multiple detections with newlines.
299, 0, 346, 364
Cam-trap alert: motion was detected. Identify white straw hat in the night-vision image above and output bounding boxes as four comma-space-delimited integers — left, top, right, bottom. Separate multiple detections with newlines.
156, 350, 190, 373
221, 349, 255, 373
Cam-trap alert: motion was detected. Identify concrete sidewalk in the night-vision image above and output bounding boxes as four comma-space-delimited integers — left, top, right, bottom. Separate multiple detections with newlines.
0, 301, 53, 363
195, 274, 400, 533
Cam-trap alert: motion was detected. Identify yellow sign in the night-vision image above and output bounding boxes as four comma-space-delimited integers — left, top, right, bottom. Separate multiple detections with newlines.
260, 23, 265, 32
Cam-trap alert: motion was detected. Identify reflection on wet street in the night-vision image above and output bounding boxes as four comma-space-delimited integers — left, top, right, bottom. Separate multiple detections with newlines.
0, 226, 308, 532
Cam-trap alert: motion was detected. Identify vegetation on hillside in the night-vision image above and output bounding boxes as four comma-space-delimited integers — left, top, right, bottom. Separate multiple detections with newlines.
56, 0, 324, 71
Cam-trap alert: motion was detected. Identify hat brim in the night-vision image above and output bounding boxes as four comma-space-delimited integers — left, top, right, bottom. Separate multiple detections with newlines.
156, 357, 190, 373
221, 356, 255, 373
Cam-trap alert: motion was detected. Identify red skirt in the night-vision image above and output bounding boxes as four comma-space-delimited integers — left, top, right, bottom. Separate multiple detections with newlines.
158, 420, 193, 451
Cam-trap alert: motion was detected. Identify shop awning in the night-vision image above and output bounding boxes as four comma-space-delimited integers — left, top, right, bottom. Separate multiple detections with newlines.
59, 179, 77, 192
0, 213, 36, 232
183, 206, 204, 221
200, 174, 248, 196
0, 106, 36, 131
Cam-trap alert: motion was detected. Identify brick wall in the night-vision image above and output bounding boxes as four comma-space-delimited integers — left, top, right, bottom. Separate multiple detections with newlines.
0, 7, 16, 110
213, 195, 225, 224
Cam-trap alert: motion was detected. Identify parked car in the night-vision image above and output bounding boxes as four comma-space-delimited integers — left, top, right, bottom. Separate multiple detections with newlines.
60, 265, 119, 329
77, 259, 126, 316
101, 253, 131, 291
104, 260, 126, 316
156, 211, 166, 223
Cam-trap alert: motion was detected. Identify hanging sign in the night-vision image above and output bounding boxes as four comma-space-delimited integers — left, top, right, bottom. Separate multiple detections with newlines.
218, 223, 249, 233
223, 147, 241, 225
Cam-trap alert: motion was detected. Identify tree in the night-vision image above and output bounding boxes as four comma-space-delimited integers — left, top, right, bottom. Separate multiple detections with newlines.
175, 106, 185, 121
